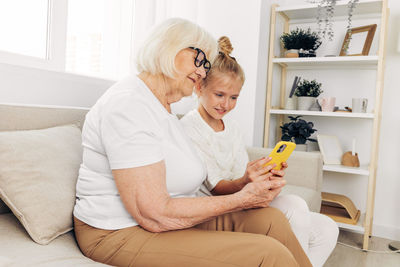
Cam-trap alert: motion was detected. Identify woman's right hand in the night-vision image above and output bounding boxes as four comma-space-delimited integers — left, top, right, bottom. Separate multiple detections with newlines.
236, 179, 286, 209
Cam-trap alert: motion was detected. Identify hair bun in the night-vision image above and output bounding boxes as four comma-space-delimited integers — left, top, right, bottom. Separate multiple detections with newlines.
218, 36, 233, 56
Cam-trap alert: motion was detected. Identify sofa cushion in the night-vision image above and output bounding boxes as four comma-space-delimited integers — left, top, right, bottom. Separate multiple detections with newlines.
0, 255, 14, 267
0, 124, 82, 245
0, 213, 109, 266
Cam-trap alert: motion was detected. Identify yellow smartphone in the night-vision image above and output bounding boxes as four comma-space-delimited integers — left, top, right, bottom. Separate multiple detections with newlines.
266, 141, 296, 170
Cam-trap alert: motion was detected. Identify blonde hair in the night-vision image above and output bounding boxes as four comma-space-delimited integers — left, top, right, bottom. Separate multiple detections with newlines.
136, 18, 218, 78
202, 36, 245, 88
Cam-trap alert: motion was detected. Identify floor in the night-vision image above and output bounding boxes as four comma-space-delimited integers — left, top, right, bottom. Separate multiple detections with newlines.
324, 230, 400, 267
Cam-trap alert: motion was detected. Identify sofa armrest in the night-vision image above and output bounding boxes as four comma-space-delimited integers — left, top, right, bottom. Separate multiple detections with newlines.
246, 147, 323, 192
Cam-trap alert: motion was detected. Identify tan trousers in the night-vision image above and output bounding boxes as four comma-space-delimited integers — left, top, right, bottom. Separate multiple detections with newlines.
74, 207, 312, 267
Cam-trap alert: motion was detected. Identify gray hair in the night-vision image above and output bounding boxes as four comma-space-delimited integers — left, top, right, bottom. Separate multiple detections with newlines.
136, 18, 218, 78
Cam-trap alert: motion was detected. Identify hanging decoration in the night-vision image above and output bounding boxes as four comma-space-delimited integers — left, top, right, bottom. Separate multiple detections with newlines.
307, 0, 359, 41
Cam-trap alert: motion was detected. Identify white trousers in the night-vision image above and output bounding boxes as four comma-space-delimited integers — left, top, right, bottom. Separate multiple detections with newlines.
270, 194, 339, 267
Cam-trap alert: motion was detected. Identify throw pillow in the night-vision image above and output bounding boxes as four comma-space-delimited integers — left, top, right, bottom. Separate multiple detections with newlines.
0, 124, 82, 245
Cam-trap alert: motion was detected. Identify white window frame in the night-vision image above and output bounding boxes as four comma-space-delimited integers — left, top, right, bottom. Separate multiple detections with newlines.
0, 0, 68, 71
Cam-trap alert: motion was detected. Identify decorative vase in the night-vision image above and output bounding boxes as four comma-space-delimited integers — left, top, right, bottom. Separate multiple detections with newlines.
285, 49, 299, 58
295, 143, 307, 151
297, 96, 316, 111
309, 99, 322, 111
285, 96, 297, 110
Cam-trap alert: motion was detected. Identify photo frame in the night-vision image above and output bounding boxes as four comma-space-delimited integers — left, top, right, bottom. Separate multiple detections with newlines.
317, 134, 343, 165
340, 24, 377, 56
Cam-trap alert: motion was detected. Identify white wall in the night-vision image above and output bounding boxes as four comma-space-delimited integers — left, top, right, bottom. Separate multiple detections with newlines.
373, 0, 400, 241
0, 63, 114, 107
0, 0, 399, 241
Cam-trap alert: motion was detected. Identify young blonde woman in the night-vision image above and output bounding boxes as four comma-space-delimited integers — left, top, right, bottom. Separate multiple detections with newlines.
181, 36, 339, 267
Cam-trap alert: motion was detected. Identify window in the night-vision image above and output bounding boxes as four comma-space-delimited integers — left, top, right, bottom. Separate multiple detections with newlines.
65, 0, 134, 80
0, 0, 68, 71
0, 0, 49, 58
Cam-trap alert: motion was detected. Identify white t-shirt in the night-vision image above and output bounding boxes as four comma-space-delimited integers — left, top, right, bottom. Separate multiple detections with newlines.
180, 109, 248, 195
73, 75, 206, 230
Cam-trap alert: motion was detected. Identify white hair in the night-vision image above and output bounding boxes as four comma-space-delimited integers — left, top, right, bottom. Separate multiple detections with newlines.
136, 18, 218, 78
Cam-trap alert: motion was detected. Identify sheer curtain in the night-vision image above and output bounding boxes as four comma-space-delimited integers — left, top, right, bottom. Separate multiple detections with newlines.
131, 0, 201, 114
65, 0, 198, 80
131, 0, 200, 75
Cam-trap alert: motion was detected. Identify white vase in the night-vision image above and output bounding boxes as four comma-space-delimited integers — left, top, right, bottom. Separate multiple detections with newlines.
295, 144, 307, 151
285, 96, 297, 110
297, 96, 316, 111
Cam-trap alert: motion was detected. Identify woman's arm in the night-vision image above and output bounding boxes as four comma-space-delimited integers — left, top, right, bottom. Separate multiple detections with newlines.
113, 160, 285, 233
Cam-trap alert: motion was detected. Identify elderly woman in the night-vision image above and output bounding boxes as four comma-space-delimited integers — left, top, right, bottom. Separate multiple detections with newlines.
73, 18, 312, 267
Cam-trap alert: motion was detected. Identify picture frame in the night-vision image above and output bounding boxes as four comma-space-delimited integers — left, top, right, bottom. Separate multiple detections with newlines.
317, 134, 343, 165
339, 24, 377, 56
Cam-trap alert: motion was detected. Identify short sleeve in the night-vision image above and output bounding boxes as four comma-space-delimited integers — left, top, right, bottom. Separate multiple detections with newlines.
100, 95, 164, 169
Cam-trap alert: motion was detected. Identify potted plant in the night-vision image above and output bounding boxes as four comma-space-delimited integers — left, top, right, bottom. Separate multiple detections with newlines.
295, 78, 323, 110
280, 28, 322, 58
280, 116, 317, 151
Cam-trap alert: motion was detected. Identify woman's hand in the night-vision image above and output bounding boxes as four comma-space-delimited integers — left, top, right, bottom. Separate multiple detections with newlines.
242, 157, 276, 183
239, 161, 288, 207
237, 178, 286, 209
269, 162, 288, 181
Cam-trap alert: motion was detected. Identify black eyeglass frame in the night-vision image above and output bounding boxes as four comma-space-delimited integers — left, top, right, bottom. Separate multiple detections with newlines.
189, 47, 211, 74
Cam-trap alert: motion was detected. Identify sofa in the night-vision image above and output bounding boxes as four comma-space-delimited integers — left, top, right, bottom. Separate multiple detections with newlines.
0, 103, 323, 266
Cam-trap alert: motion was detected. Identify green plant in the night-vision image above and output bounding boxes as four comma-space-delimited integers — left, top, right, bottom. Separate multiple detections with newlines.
295, 79, 323, 97
280, 116, 317, 144
280, 28, 322, 50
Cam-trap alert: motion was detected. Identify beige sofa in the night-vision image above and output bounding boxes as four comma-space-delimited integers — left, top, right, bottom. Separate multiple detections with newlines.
0, 103, 323, 266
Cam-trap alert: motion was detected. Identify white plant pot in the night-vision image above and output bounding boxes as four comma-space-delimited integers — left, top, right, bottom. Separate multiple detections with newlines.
297, 96, 316, 111
295, 144, 307, 151
285, 96, 297, 110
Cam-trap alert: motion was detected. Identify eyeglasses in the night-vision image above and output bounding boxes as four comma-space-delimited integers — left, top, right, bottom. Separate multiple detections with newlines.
189, 47, 211, 74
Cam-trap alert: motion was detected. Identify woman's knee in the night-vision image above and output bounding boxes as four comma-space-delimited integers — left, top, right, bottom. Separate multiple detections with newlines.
311, 212, 339, 245
276, 194, 309, 211
240, 207, 291, 234
261, 207, 293, 233
271, 195, 309, 223
255, 237, 299, 267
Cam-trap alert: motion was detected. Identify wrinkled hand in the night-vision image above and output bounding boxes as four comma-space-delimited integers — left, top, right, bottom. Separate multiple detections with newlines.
269, 162, 288, 181
238, 179, 287, 209
242, 157, 276, 183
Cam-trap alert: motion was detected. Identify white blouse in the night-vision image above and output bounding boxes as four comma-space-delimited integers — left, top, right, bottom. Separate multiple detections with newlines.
181, 109, 249, 195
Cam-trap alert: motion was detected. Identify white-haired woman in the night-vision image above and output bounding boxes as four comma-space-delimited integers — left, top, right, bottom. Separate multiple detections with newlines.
73, 18, 312, 267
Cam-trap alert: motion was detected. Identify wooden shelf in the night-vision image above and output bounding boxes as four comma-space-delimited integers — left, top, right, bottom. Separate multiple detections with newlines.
269, 109, 374, 119
272, 56, 379, 69
276, 0, 382, 20
323, 164, 370, 175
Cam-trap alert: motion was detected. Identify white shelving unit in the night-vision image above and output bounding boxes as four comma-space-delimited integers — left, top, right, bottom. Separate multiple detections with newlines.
323, 164, 370, 176
270, 109, 375, 119
263, 0, 388, 250
272, 56, 379, 68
